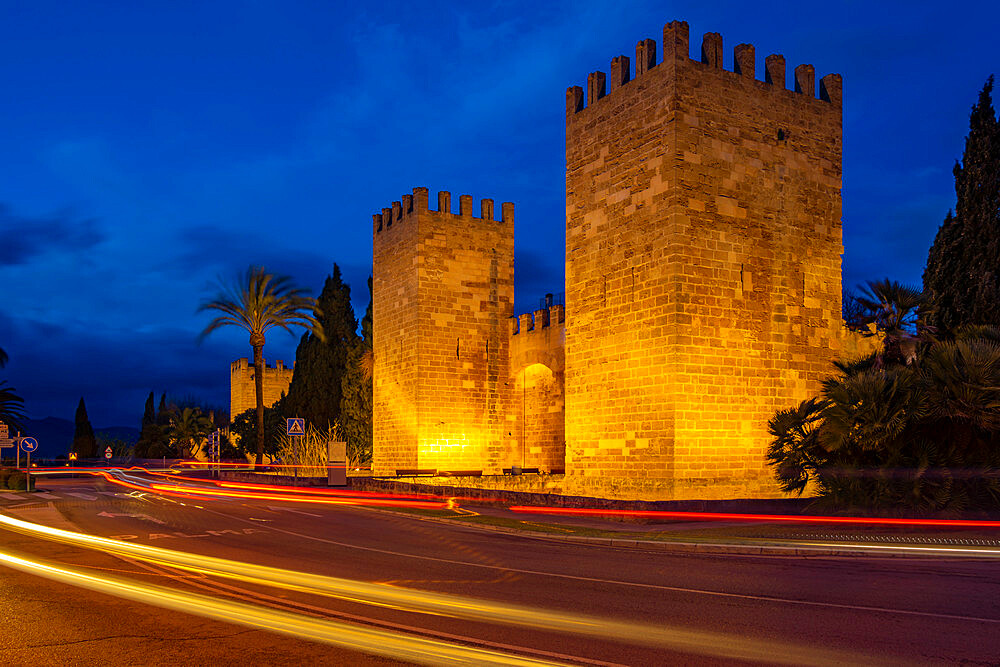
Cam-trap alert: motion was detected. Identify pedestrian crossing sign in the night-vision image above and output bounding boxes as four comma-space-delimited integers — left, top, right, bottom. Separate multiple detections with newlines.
286, 418, 305, 436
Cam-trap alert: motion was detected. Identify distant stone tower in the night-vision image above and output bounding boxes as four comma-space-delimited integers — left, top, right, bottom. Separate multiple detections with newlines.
564, 21, 844, 499
229, 358, 293, 419
372, 188, 515, 474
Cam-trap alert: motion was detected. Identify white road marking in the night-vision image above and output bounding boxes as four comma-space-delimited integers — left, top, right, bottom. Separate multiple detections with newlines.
66, 492, 98, 500
200, 505, 1000, 626
97, 510, 167, 524
266, 505, 322, 518
0, 494, 27, 501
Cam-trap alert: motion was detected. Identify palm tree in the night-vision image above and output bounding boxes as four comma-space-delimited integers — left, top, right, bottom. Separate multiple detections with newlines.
0, 346, 8, 367
168, 407, 214, 458
199, 266, 323, 465
854, 278, 927, 365
0, 381, 26, 433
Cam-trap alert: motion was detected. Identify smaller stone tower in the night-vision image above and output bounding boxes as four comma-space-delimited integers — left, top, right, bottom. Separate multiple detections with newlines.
229, 358, 293, 419
372, 188, 515, 474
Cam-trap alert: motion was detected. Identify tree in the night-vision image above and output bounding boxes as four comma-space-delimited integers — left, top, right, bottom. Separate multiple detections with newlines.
134, 391, 160, 458
229, 403, 285, 460
766, 329, 1000, 512
0, 346, 7, 368
71, 397, 97, 459
0, 382, 26, 434
842, 287, 868, 331
284, 264, 358, 430
167, 407, 214, 458
853, 278, 926, 366
199, 266, 322, 465
340, 275, 373, 466
924, 77, 1000, 332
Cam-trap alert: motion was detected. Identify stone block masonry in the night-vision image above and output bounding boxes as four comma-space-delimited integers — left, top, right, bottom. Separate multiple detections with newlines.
372, 188, 515, 475
565, 20, 845, 499
510, 303, 565, 472
230, 358, 293, 419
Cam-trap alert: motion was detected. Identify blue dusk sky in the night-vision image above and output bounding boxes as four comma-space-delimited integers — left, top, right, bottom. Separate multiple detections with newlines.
1, 1, 997, 427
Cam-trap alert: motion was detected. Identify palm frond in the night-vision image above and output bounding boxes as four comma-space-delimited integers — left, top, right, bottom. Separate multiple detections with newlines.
0, 381, 26, 433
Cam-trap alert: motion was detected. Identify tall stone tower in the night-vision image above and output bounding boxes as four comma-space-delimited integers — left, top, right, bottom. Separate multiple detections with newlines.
564, 21, 844, 499
372, 187, 515, 474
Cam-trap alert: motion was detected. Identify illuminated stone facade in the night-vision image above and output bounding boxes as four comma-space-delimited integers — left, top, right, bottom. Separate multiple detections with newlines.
229, 358, 293, 419
510, 304, 565, 472
372, 189, 515, 474
373, 20, 850, 499
564, 22, 844, 499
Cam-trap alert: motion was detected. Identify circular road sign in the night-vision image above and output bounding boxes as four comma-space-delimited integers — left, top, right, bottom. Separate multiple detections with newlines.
105, 446, 113, 459
20, 437, 39, 453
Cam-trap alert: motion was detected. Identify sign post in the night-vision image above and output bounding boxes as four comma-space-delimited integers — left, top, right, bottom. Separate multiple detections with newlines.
210, 430, 220, 478
0, 422, 13, 461
20, 437, 38, 492
286, 418, 305, 485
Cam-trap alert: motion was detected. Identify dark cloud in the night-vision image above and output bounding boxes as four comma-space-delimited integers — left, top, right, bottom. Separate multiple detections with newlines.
0, 204, 104, 266
1, 312, 246, 426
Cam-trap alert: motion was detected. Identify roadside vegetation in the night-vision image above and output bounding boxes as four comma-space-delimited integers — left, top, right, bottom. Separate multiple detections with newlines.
768, 78, 1000, 513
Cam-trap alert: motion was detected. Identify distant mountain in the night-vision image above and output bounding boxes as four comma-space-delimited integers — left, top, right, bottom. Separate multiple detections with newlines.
16, 417, 139, 458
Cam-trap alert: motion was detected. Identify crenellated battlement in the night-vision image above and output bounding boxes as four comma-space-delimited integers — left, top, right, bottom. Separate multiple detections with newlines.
372, 187, 514, 235
511, 303, 566, 336
230, 357, 292, 372
229, 357, 294, 421
566, 19, 842, 115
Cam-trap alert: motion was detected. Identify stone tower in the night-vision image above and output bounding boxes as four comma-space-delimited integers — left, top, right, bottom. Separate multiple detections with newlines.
229, 358, 293, 420
564, 21, 844, 499
372, 187, 515, 475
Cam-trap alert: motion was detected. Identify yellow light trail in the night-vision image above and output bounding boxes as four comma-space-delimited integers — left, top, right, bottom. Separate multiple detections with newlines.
0, 511, 863, 665
0, 547, 563, 667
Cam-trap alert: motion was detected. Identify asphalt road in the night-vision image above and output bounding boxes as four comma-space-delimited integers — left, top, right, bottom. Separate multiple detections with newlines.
2, 475, 1000, 666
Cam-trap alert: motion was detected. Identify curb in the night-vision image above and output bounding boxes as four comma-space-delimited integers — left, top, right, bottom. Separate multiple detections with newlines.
356, 505, 1000, 559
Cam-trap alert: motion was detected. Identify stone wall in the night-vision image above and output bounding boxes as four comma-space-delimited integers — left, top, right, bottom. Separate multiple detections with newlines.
509, 304, 566, 471
564, 21, 844, 500
229, 358, 293, 419
372, 188, 515, 475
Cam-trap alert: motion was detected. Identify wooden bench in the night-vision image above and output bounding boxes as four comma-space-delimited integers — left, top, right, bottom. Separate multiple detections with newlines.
394, 468, 437, 477
503, 467, 541, 475
438, 470, 483, 477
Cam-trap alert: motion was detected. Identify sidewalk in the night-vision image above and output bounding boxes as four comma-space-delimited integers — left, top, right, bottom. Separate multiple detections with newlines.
348, 480, 1000, 558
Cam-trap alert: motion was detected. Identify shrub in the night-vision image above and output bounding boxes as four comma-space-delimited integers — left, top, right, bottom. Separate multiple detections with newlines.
6, 469, 31, 491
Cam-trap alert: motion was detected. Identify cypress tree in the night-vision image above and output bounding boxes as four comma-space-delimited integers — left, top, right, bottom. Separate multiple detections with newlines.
924, 76, 1000, 332
284, 264, 359, 430
156, 392, 169, 423
71, 397, 97, 458
340, 276, 373, 464
134, 391, 159, 457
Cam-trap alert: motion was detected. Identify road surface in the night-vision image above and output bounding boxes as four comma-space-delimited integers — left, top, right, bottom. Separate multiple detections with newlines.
1, 474, 999, 665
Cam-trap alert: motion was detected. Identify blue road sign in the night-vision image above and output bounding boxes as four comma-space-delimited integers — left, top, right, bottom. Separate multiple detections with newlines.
286, 418, 305, 436
20, 437, 38, 453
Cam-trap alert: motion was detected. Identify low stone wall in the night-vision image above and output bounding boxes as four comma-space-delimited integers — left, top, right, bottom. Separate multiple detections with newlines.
217, 470, 810, 516
351, 476, 809, 515
219, 471, 328, 487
